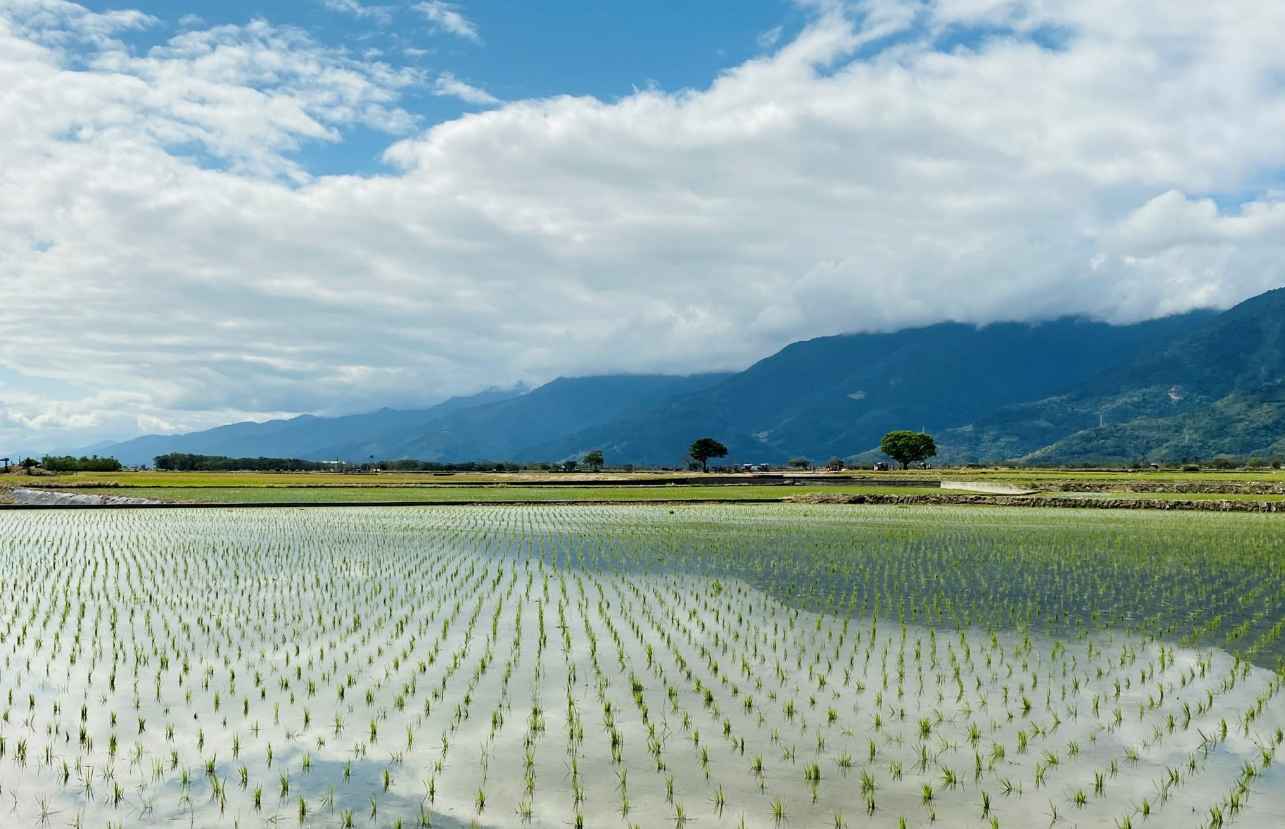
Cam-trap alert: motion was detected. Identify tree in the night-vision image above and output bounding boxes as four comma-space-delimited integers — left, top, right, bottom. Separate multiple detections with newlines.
826, 457, 844, 471
688, 438, 729, 472
41, 455, 123, 473
582, 450, 604, 472
787, 457, 811, 470
879, 431, 937, 470
561, 459, 579, 472
19, 457, 38, 475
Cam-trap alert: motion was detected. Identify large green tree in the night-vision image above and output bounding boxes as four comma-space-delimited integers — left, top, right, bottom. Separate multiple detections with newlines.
879, 431, 937, 470
688, 437, 729, 472
582, 449, 604, 471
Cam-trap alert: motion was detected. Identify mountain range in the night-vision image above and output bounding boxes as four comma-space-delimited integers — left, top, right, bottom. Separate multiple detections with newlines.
91, 287, 1285, 466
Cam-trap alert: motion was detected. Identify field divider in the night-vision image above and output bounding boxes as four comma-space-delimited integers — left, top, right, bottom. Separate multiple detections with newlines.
0, 497, 790, 510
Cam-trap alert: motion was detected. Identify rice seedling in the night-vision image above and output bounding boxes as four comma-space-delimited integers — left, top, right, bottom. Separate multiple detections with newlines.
771, 795, 788, 826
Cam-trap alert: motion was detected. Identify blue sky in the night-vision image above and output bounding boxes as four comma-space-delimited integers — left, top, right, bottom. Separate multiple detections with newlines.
76, 0, 809, 176
2, 0, 1285, 455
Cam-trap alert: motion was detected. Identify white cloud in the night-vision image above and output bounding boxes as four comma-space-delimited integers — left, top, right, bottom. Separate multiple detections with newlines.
323, 0, 394, 26
0, 15, 422, 180
413, 1, 480, 43
2, 0, 155, 47
0, 384, 297, 455
757, 25, 783, 49
1092, 191, 1285, 318
2, 0, 1285, 450
432, 70, 498, 105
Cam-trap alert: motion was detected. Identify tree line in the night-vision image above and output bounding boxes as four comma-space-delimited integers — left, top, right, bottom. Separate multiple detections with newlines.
153, 454, 340, 472
153, 456, 532, 473
39, 455, 124, 472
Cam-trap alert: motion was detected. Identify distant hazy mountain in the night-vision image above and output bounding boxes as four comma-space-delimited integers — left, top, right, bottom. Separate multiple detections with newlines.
60, 439, 119, 457
101, 385, 528, 466
93, 287, 1285, 467
99, 375, 730, 466
302, 374, 732, 463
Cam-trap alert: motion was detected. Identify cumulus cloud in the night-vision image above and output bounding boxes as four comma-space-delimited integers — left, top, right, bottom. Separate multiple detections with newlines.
0, 15, 422, 181
2, 0, 1285, 451
2, 0, 155, 47
413, 1, 480, 43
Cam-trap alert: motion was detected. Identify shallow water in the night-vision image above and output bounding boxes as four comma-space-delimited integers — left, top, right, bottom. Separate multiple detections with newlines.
0, 505, 1281, 828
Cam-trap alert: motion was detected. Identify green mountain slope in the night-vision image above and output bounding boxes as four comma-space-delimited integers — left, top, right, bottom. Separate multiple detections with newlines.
941, 287, 1285, 462
525, 313, 1213, 464
1024, 381, 1285, 463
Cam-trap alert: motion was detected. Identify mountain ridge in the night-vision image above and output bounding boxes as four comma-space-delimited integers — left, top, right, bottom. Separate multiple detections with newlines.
84, 289, 1285, 467
521, 312, 1217, 465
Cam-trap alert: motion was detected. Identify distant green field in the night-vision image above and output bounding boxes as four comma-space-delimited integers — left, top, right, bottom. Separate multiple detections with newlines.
76, 484, 956, 503
33, 466, 1285, 489
22, 467, 1285, 510
952, 468, 1285, 484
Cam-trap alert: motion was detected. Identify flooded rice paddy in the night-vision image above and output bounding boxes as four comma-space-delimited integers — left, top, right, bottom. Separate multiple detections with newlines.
1, 504, 1283, 828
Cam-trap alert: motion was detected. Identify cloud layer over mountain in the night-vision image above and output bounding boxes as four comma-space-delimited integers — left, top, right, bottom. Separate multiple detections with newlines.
2, 0, 1284, 451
